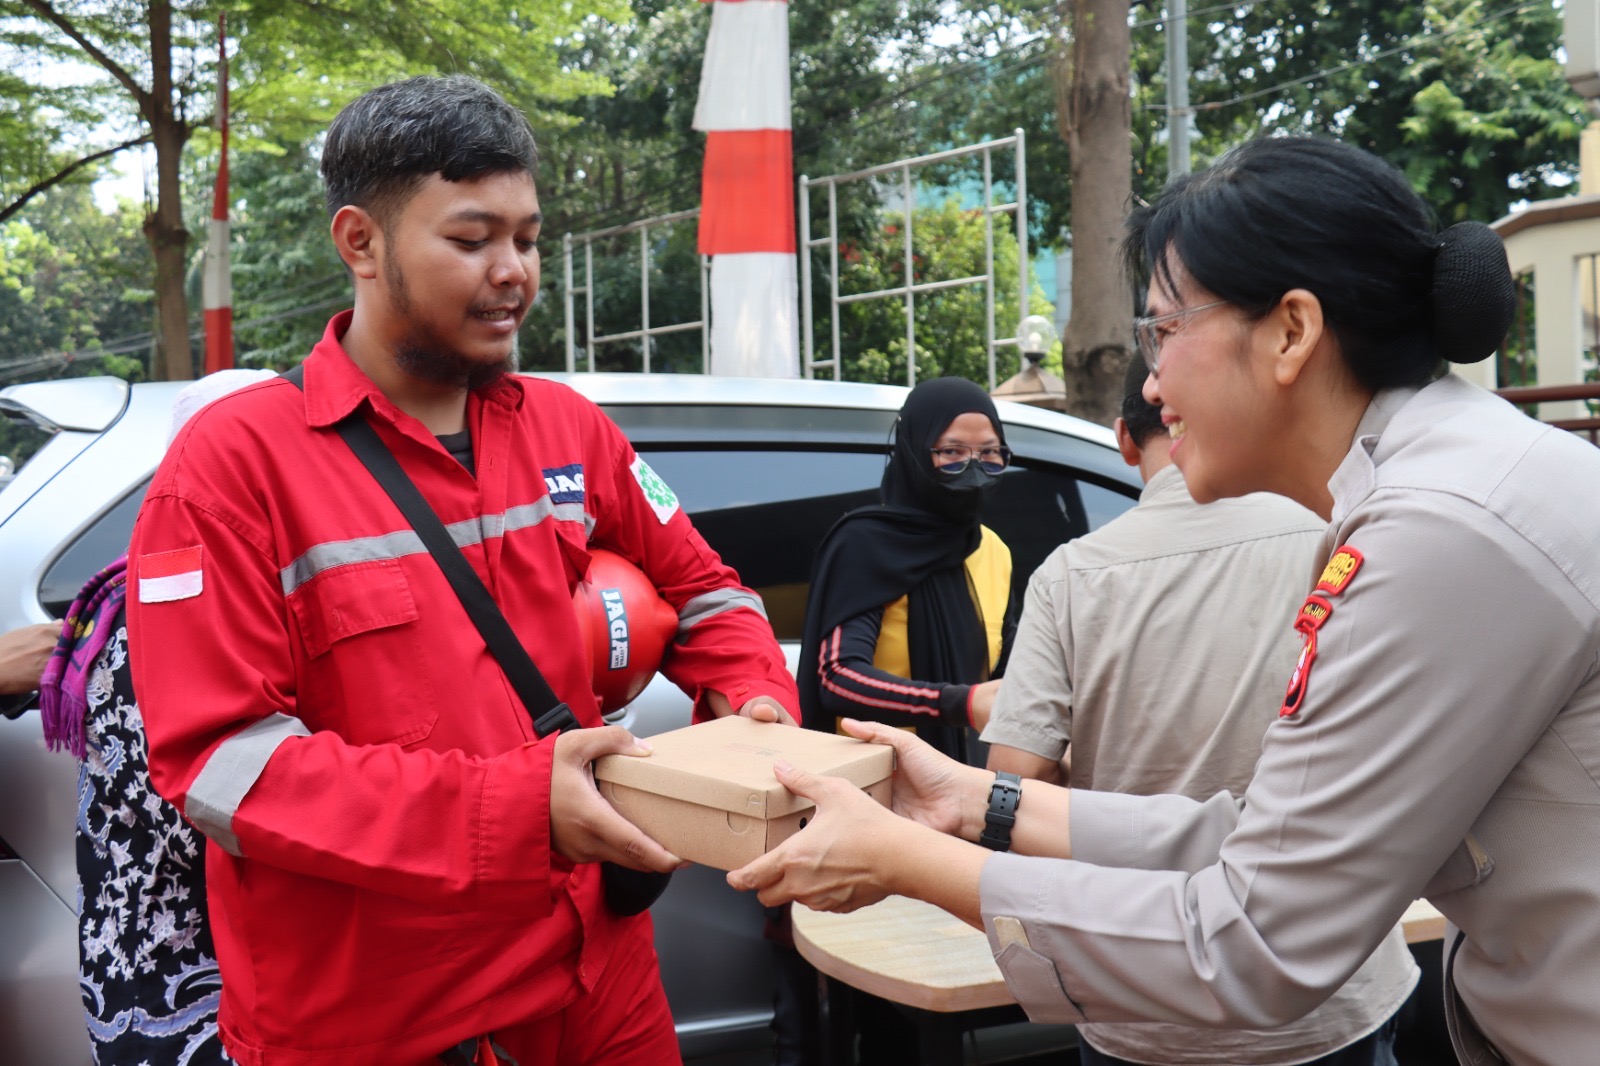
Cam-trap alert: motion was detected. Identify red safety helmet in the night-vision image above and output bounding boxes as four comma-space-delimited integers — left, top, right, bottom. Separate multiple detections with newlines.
572, 549, 679, 715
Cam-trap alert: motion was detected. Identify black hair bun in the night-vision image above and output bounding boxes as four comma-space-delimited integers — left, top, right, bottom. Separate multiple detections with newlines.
1432, 222, 1515, 365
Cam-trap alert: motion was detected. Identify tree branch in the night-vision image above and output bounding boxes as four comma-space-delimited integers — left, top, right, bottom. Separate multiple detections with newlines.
18, 0, 149, 110
0, 135, 153, 224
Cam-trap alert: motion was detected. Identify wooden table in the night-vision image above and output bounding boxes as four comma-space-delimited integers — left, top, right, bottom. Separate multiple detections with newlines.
792, 894, 1447, 1066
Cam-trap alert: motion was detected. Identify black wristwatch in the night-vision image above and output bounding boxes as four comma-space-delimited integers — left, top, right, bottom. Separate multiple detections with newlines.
980, 771, 1022, 852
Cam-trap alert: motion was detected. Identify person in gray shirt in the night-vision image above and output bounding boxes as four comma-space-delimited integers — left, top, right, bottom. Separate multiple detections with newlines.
728, 135, 1600, 1066
983, 354, 1415, 1066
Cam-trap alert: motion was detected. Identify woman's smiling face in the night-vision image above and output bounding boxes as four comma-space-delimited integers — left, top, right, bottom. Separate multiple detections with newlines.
1140, 256, 1282, 504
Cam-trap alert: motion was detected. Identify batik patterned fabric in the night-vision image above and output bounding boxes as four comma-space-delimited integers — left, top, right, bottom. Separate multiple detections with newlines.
76, 614, 229, 1065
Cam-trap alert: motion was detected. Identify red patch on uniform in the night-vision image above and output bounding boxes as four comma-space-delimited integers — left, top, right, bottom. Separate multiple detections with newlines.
1314, 546, 1363, 598
1280, 594, 1335, 718
1295, 594, 1334, 634
140, 545, 202, 578
1280, 630, 1317, 718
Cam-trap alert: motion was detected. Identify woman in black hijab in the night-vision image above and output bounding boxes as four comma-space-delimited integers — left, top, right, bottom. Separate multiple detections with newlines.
799, 376, 1017, 762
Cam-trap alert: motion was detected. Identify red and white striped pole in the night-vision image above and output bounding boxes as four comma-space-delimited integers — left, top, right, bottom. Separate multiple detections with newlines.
202, 13, 233, 374
693, 0, 798, 377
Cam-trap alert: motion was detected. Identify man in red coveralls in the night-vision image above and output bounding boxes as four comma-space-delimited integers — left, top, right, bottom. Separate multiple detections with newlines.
127, 74, 800, 1066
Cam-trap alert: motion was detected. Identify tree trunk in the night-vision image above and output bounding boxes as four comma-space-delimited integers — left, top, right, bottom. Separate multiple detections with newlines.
1055, 0, 1132, 427
143, 0, 193, 382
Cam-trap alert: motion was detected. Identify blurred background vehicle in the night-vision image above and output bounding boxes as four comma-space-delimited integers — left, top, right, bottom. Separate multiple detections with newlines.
0, 372, 1139, 1064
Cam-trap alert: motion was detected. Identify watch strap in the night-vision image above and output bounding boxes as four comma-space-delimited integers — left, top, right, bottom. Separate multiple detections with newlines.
980, 771, 1022, 852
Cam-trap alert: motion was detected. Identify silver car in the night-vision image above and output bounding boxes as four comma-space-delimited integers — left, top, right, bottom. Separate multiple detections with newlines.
0, 372, 1139, 1064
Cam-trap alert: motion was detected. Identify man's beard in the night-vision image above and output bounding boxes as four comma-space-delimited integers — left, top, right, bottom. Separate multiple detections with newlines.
386, 253, 520, 390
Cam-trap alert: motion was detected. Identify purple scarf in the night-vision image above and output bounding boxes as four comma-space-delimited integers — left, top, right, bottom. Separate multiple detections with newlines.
39, 554, 129, 759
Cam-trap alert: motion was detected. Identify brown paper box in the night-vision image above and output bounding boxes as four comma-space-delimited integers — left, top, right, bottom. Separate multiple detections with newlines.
593, 715, 896, 871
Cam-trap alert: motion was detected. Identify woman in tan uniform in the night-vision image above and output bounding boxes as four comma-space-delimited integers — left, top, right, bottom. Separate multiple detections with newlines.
729, 136, 1600, 1066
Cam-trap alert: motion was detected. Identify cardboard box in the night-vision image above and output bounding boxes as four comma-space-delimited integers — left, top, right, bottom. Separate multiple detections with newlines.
593, 715, 896, 871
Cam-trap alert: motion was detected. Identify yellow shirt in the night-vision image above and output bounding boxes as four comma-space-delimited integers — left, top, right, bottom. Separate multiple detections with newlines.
871, 525, 1010, 678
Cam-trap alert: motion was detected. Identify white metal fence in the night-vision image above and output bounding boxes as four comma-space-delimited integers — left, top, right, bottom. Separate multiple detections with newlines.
798, 130, 1029, 389
561, 209, 709, 373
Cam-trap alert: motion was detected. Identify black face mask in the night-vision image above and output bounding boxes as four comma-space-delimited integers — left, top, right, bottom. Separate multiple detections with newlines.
924, 462, 997, 522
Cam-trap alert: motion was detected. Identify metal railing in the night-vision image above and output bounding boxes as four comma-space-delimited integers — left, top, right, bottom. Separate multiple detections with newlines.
1495, 382, 1600, 444
799, 130, 1028, 389
562, 209, 708, 373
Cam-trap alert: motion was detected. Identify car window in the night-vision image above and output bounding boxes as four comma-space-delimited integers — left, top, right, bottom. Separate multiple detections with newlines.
0, 420, 55, 489
1080, 479, 1138, 532
38, 480, 150, 617
639, 449, 885, 641
639, 448, 1135, 640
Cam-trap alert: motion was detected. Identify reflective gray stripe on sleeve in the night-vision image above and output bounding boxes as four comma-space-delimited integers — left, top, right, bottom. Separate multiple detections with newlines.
676, 588, 769, 636
280, 498, 595, 595
185, 712, 312, 857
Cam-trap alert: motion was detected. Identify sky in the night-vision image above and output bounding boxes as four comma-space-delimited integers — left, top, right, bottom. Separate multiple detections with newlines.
94, 148, 154, 213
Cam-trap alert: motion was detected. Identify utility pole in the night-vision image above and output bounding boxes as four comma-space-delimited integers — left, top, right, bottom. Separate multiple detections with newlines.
1166, 0, 1190, 177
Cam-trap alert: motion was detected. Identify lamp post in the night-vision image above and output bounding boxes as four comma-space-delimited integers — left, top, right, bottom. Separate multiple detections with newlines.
992, 315, 1068, 411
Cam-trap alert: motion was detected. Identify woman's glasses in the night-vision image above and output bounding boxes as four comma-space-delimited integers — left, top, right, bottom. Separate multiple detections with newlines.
930, 446, 1012, 474
1134, 300, 1229, 375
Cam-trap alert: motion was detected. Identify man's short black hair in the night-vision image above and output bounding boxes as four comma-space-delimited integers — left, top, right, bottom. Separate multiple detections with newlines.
1120, 353, 1165, 448
320, 75, 539, 226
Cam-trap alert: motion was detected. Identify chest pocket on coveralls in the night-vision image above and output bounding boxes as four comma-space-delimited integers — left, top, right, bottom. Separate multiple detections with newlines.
288, 558, 440, 747
553, 519, 593, 595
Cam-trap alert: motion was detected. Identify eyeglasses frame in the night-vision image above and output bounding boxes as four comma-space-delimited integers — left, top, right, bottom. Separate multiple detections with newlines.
929, 445, 1012, 474
1134, 299, 1230, 376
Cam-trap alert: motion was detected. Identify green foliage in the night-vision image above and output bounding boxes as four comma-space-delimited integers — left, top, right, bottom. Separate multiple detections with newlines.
1, 0, 630, 379
914, 0, 1585, 243
215, 142, 347, 370
0, 182, 153, 383
1165, 0, 1587, 220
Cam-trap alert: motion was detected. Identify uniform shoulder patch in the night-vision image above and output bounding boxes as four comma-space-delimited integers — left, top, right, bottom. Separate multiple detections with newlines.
630, 457, 680, 525
1280, 594, 1333, 719
138, 546, 204, 603
1314, 546, 1363, 598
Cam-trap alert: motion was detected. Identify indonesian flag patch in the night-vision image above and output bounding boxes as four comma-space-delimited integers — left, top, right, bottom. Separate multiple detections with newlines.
1280, 545, 1365, 718
138, 546, 205, 603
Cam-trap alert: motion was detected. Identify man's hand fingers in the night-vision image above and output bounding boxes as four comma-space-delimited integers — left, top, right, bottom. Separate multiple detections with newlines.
581, 799, 682, 871
739, 697, 799, 727
558, 724, 652, 765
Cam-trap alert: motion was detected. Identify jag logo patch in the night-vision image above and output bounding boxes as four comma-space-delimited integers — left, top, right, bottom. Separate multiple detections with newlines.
542, 464, 586, 505
1314, 546, 1364, 598
601, 587, 629, 670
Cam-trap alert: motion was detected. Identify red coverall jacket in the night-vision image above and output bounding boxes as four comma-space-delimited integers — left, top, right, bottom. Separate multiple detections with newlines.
127, 313, 798, 1065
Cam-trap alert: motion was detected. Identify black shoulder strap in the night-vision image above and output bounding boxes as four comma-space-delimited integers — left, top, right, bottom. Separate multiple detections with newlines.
280, 366, 577, 738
